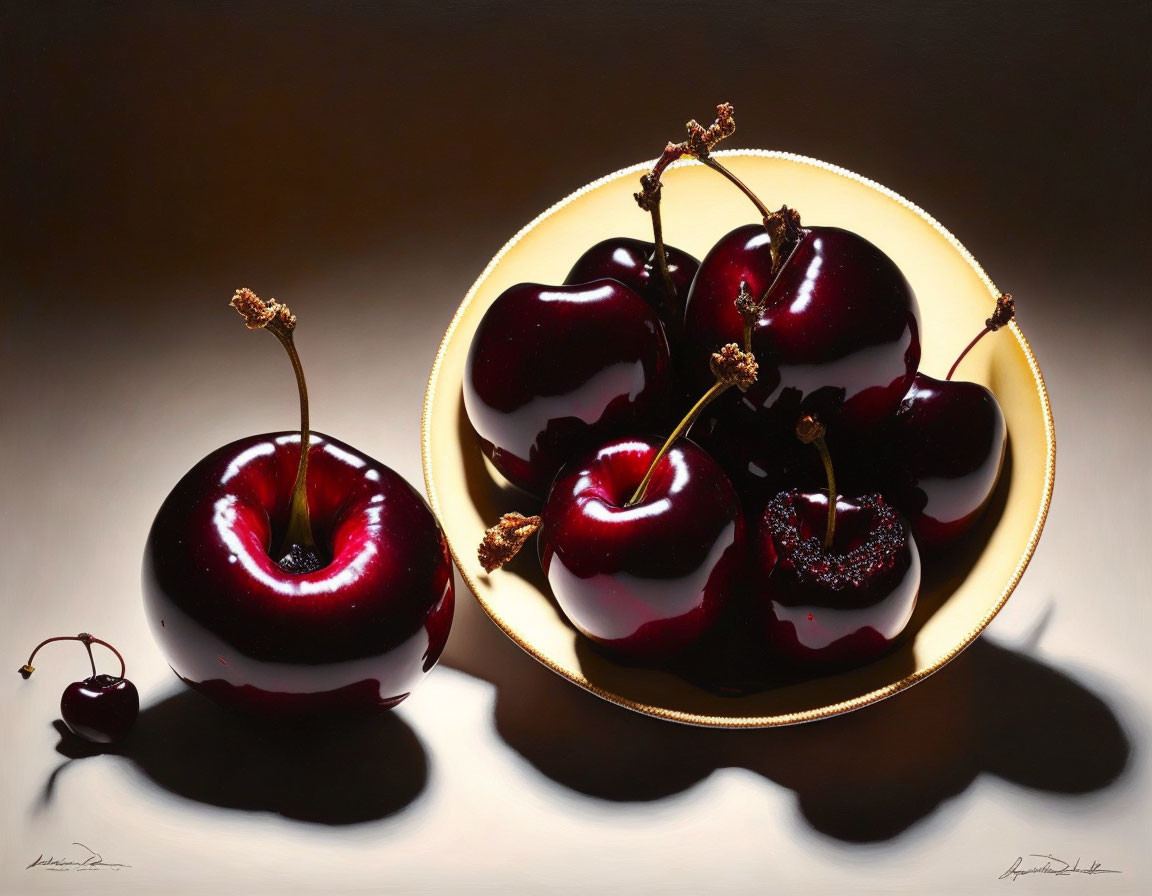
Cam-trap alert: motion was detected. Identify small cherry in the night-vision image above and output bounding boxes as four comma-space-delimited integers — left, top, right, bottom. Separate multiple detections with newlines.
884, 294, 1014, 552
19, 633, 139, 744
464, 279, 671, 497
477, 340, 757, 661
751, 415, 921, 669
647, 104, 920, 437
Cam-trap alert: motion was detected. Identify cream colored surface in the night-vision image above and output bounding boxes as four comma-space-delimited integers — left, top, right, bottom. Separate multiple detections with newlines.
423, 153, 1055, 726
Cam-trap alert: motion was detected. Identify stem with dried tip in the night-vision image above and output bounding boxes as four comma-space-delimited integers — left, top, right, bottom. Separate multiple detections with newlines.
20, 633, 127, 680
626, 341, 759, 507
230, 288, 316, 555
947, 293, 1016, 381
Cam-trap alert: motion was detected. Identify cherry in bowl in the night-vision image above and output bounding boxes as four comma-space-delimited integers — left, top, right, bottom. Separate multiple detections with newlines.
464, 279, 671, 497
478, 342, 758, 661
749, 417, 920, 670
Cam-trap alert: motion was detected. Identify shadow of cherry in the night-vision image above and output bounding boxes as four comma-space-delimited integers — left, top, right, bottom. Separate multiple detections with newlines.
442, 591, 1132, 842
42, 689, 429, 826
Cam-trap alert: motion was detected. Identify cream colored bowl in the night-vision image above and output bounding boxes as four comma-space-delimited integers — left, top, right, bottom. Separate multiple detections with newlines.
422, 151, 1055, 727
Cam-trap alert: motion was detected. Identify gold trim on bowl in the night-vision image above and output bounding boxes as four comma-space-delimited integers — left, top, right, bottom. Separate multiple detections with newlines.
422, 151, 1056, 728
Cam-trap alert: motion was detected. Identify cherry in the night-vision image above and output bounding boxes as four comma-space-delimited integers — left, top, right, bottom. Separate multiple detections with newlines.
750, 416, 920, 669
477, 339, 757, 661
884, 295, 1013, 552
19, 633, 139, 744
683, 219, 921, 436
635, 104, 920, 439
564, 237, 699, 344
464, 279, 671, 497
143, 289, 453, 717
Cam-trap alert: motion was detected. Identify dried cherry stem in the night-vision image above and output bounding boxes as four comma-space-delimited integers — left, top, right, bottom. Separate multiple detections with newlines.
636, 102, 804, 281
946, 293, 1015, 381
478, 512, 542, 573
19, 633, 127, 681
796, 415, 837, 550
634, 176, 679, 322
626, 342, 758, 507
734, 280, 764, 352
230, 288, 316, 557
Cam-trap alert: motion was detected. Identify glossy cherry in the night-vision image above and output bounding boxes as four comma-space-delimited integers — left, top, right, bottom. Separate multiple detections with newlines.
143, 290, 453, 717
749, 416, 920, 669
478, 340, 758, 661
683, 220, 922, 436
883, 295, 1013, 552
632, 103, 920, 439
538, 436, 744, 659
564, 237, 699, 343
19, 633, 140, 744
464, 279, 671, 497
753, 491, 920, 668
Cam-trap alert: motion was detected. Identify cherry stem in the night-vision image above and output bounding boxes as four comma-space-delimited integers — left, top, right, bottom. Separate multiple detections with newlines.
230, 288, 315, 555
946, 293, 1015, 381
626, 341, 759, 507
698, 155, 772, 221
648, 197, 679, 320
625, 379, 727, 507
636, 103, 803, 279
21, 634, 127, 680
796, 415, 837, 550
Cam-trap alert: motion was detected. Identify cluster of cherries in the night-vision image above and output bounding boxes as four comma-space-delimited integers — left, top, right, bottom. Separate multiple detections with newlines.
20, 288, 456, 743
466, 104, 1013, 678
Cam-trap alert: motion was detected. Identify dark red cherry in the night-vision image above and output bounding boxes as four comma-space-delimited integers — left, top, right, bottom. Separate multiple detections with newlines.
538, 436, 745, 660
683, 223, 921, 436
464, 279, 671, 497
751, 491, 920, 669
19, 633, 139, 745
564, 237, 699, 342
884, 372, 1007, 552
144, 431, 454, 716
61, 675, 140, 744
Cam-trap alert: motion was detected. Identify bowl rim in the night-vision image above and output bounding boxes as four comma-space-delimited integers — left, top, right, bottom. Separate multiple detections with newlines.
421, 149, 1057, 728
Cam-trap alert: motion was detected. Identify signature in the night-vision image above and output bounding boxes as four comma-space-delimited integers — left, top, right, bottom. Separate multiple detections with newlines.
27, 842, 130, 871
1001, 854, 1121, 881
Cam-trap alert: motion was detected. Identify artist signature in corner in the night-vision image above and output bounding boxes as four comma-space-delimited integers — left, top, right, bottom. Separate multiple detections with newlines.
27, 842, 130, 871
1001, 854, 1121, 881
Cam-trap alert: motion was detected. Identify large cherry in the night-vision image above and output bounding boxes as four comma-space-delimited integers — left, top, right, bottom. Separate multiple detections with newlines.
883, 295, 1013, 552
144, 290, 453, 717
749, 416, 920, 670
630, 103, 921, 438
464, 279, 671, 498
683, 219, 922, 435
478, 342, 758, 661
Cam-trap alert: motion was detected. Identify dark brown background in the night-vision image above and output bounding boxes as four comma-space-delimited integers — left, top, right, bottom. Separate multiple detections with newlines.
1, 4, 1150, 888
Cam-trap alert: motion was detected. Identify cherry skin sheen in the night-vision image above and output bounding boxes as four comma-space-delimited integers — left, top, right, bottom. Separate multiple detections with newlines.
19, 633, 140, 744
478, 340, 758, 662
538, 437, 744, 659
143, 290, 453, 717
564, 237, 699, 344
464, 279, 671, 497
683, 219, 922, 436
632, 103, 918, 439
144, 432, 454, 714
